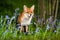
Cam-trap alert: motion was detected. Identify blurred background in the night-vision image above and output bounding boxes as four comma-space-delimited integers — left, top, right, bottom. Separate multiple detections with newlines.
0, 0, 38, 17
0, 0, 60, 18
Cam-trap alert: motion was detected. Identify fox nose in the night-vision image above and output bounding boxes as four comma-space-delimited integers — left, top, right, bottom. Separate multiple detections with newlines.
28, 14, 31, 17
30, 14, 31, 16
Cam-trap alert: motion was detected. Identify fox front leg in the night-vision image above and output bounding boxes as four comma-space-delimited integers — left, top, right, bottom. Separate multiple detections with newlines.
26, 25, 28, 33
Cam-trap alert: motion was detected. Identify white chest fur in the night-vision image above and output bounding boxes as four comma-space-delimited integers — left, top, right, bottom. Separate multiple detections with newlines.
21, 14, 34, 25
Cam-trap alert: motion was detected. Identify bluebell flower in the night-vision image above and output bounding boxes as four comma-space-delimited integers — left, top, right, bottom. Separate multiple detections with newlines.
15, 8, 19, 12
35, 27, 39, 33
9, 16, 15, 24
46, 24, 50, 30
5, 15, 10, 19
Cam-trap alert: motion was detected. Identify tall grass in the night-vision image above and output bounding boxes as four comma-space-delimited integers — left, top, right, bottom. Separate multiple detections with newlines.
0, 17, 60, 40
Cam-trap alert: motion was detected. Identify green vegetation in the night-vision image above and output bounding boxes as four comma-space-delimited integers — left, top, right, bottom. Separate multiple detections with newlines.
0, 0, 38, 16
0, 18, 60, 40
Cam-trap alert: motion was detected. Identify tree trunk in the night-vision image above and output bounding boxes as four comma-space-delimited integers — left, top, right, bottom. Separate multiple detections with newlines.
55, 0, 59, 20
51, 0, 56, 16
38, 0, 46, 27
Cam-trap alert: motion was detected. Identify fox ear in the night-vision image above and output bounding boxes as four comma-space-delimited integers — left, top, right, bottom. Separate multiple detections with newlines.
23, 5, 27, 12
31, 5, 35, 11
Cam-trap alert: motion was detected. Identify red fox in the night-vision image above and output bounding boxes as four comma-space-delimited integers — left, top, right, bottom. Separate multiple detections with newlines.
17, 5, 35, 33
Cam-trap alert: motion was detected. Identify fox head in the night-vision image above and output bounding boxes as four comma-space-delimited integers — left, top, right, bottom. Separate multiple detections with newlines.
23, 5, 35, 17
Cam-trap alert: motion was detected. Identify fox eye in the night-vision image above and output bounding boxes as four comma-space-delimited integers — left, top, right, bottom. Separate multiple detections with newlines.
31, 12, 32, 13
26, 12, 29, 13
